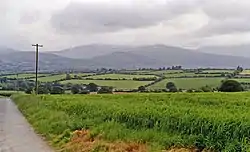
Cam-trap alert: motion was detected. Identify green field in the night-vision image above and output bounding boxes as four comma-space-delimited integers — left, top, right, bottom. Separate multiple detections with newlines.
86, 74, 157, 79
31, 74, 67, 82
31, 73, 95, 82
0, 73, 49, 79
199, 70, 234, 73
164, 73, 222, 78
240, 70, 250, 75
13, 93, 250, 151
60, 80, 152, 90
233, 78, 250, 83
149, 78, 224, 90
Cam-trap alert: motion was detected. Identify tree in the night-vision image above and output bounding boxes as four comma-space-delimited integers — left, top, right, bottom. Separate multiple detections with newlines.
25, 87, 33, 94
237, 66, 243, 72
166, 82, 177, 92
87, 83, 98, 92
71, 84, 81, 94
219, 80, 244, 92
98, 86, 113, 94
138, 86, 146, 92
51, 86, 65, 94
66, 74, 71, 80
37, 86, 50, 94
79, 90, 90, 94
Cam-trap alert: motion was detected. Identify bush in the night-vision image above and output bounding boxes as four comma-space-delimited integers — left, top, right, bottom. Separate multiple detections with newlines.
138, 86, 146, 92
219, 80, 244, 92
166, 82, 178, 92
37, 86, 50, 94
71, 84, 81, 94
98, 86, 113, 94
87, 83, 98, 92
79, 90, 90, 94
51, 86, 65, 94
25, 88, 33, 94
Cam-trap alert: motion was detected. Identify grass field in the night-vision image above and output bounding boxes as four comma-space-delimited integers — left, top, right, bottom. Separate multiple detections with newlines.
233, 78, 250, 83
86, 74, 157, 79
199, 70, 234, 73
0, 73, 49, 79
60, 80, 152, 90
164, 73, 222, 78
240, 70, 250, 75
13, 93, 250, 151
149, 78, 224, 90
31, 73, 95, 82
31, 74, 67, 82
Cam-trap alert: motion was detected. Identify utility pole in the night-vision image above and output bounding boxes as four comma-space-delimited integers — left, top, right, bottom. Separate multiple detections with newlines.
32, 44, 43, 95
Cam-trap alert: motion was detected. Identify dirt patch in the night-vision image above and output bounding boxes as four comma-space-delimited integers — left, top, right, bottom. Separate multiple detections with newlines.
62, 130, 148, 152
61, 130, 213, 152
165, 148, 212, 152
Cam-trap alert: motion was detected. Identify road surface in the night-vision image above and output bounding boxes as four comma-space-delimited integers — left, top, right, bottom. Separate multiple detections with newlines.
0, 98, 53, 152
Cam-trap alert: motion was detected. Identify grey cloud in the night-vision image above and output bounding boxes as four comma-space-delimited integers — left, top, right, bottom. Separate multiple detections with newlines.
201, 0, 250, 19
19, 11, 41, 24
196, 18, 250, 37
50, 1, 196, 34
192, 0, 250, 37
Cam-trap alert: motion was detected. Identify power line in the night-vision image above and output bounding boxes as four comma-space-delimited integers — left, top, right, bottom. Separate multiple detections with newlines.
32, 44, 43, 95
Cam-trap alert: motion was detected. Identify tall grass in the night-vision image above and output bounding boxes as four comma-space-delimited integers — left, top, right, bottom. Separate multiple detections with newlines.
12, 93, 250, 151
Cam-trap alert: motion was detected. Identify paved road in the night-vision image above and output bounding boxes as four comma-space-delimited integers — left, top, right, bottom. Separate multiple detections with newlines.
0, 98, 53, 152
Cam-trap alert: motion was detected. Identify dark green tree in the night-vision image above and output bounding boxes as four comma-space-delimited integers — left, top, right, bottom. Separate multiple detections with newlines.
219, 80, 244, 92
166, 82, 177, 92
138, 86, 146, 92
71, 84, 81, 94
87, 83, 98, 92
51, 86, 65, 94
97, 86, 113, 94
66, 74, 71, 80
37, 86, 50, 94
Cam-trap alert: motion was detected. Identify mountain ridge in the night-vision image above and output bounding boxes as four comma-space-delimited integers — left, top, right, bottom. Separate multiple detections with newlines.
1, 44, 250, 72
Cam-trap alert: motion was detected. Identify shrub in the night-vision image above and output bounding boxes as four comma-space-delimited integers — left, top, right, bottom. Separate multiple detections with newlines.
71, 84, 81, 94
25, 88, 33, 94
219, 80, 244, 92
79, 90, 90, 94
98, 86, 113, 94
138, 86, 146, 92
51, 86, 65, 94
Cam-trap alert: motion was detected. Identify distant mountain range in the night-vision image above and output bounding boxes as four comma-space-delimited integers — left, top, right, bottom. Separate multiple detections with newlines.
1, 44, 250, 72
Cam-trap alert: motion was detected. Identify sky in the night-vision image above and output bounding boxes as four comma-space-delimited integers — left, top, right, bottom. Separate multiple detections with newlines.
1, 0, 250, 51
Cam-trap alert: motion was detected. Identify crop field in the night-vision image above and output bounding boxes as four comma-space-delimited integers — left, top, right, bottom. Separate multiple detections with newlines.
0, 73, 49, 79
13, 93, 250, 151
85, 74, 157, 79
149, 78, 224, 90
60, 79, 152, 90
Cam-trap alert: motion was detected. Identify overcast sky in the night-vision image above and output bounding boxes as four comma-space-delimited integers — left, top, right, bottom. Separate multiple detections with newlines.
1, 0, 250, 51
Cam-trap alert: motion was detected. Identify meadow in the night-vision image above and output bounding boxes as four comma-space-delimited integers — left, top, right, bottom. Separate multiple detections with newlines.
0, 73, 49, 79
240, 70, 250, 75
13, 93, 250, 151
85, 74, 157, 79
31, 74, 67, 82
148, 78, 224, 90
60, 79, 152, 90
